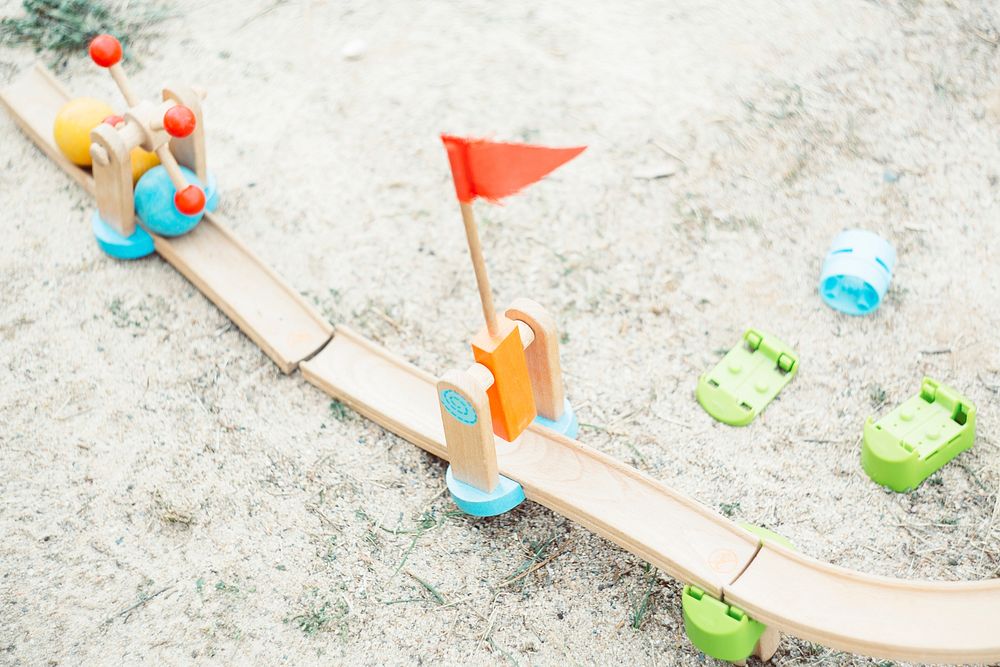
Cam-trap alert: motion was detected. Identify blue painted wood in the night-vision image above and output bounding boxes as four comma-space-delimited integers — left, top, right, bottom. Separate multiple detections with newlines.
446, 465, 525, 517
91, 211, 155, 259
134, 166, 218, 237
533, 397, 579, 438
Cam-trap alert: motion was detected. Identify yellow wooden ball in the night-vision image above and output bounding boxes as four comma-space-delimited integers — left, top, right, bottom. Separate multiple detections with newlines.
53, 97, 114, 166
129, 147, 160, 183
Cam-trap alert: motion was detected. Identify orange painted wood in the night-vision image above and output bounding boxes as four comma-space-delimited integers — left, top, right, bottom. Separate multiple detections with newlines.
471, 316, 536, 441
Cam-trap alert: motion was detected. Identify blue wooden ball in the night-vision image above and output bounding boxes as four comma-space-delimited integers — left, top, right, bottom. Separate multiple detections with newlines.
134, 165, 217, 237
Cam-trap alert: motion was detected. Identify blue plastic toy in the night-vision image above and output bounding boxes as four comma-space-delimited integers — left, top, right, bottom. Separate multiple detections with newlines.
533, 398, 579, 438
819, 229, 896, 315
134, 166, 218, 237
91, 211, 156, 259
446, 466, 525, 517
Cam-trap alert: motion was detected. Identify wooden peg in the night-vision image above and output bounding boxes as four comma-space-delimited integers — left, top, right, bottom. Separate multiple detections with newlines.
506, 298, 566, 421
437, 365, 498, 492
156, 148, 191, 192
89, 35, 140, 107
163, 84, 208, 181
122, 99, 178, 152
109, 63, 139, 107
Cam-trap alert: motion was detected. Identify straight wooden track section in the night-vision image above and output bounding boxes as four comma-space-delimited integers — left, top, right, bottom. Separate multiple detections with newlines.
0, 65, 332, 374
724, 543, 1000, 664
5, 65, 1000, 663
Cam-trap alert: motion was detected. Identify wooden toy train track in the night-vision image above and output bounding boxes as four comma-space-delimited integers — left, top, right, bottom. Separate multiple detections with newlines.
2, 64, 998, 663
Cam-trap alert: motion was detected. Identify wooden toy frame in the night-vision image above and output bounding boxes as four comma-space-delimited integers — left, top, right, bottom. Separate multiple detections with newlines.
0, 65, 332, 374
2, 65, 999, 664
439, 310, 563, 495
90, 83, 208, 237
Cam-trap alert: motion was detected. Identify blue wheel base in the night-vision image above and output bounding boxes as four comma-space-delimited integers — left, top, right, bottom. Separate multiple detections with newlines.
819, 229, 895, 316
91, 211, 155, 260
533, 398, 579, 439
446, 466, 525, 517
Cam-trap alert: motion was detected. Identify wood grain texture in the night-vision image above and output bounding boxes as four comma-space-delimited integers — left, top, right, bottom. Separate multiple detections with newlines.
152, 215, 334, 374
459, 201, 499, 336
300, 327, 446, 459
0, 64, 95, 194
754, 626, 781, 662
724, 542, 1000, 663
301, 326, 759, 598
1, 65, 333, 374
108, 63, 139, 107
506, 297, 566, 420
89, 122, 135, 236
437, 367, 499, 492
300, 328, 1000, 661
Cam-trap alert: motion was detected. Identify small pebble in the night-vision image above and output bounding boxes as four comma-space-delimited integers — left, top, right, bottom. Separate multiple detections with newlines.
341, 39, 368, 61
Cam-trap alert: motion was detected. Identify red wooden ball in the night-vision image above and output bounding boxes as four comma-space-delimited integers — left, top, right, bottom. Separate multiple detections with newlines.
89, 34, 122, 68
174, 185, 206, 215
163, 106, 197, 138
102, 114, 125, 127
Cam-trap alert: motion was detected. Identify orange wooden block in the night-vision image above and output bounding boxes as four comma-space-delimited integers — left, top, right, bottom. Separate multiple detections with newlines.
471, 316, 536, 441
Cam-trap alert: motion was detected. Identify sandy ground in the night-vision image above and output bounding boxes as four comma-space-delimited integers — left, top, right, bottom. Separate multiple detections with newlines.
2, 0, 999, 664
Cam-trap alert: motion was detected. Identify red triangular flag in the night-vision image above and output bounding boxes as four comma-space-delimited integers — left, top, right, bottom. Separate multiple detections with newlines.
441, 135, 585, 203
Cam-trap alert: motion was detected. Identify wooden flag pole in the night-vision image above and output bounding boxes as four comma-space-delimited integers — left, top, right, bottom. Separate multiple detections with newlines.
459, 201, 500, 337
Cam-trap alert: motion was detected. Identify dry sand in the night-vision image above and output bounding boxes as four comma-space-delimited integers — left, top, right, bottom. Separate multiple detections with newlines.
1, 0, 999, 664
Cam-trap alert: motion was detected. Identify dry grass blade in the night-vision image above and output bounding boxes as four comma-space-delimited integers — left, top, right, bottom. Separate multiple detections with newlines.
0, 0, 170, 67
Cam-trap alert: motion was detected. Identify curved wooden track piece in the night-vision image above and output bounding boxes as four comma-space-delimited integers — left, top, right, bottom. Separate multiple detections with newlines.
302, 328, 763, 597
725, 542, 1000, 663
5, 64, 1000, 663
302, 329, 1000, 661
0, 65, 332, 374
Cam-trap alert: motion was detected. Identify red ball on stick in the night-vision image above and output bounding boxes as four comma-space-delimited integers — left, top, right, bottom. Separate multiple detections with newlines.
163, 106, 197, 138
102, 114, 125, 127
89, 34, 122, 68
174, 185, 206, 215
